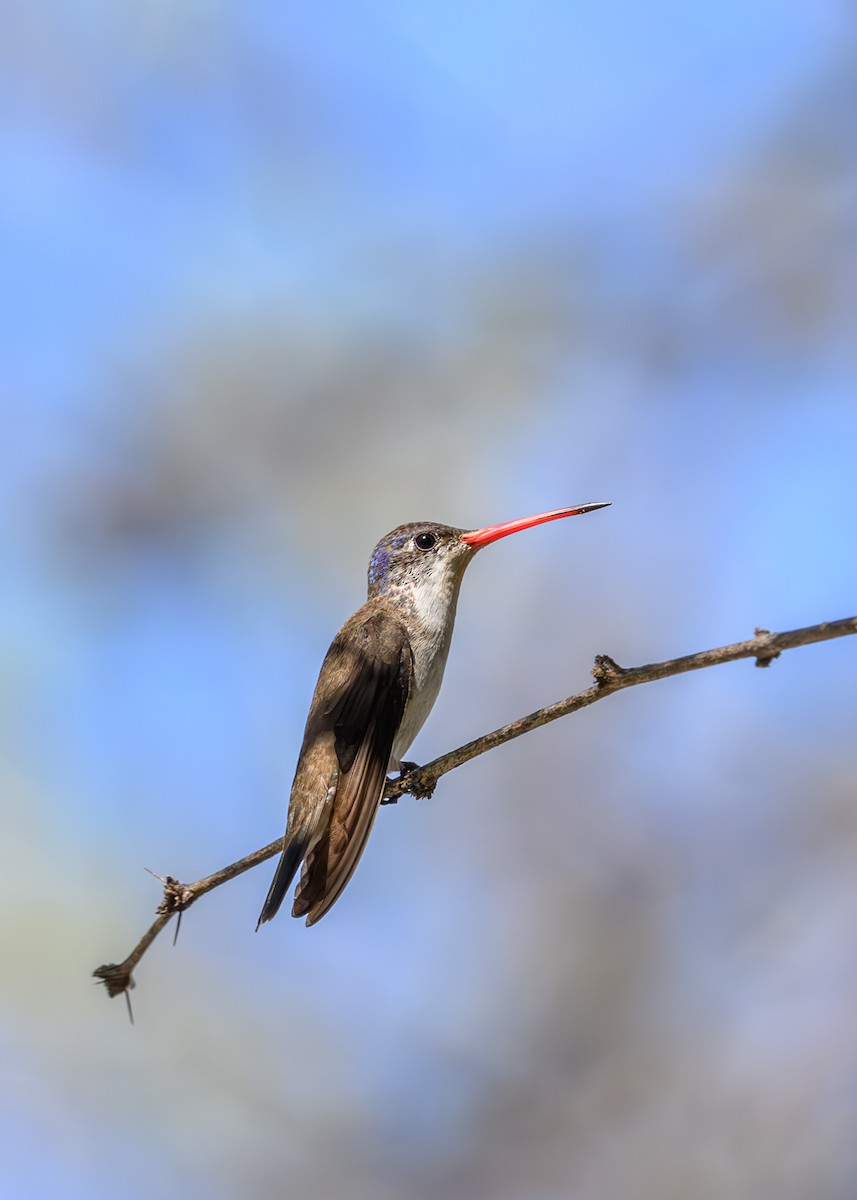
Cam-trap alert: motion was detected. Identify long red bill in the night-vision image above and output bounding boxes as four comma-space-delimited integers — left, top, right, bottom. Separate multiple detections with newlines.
461, 502, 610, 548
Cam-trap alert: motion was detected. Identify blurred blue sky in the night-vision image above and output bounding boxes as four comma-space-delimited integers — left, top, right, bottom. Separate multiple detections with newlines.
2, 1, 843, 398
2, 3, 856, 1199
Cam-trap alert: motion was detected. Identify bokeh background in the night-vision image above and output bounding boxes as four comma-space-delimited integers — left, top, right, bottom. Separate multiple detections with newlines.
3, 3, 857, 1198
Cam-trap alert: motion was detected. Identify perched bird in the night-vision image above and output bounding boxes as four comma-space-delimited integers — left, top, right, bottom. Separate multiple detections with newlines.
257, 503, 609, 928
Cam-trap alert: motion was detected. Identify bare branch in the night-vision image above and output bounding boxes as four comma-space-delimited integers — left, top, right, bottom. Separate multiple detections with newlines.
93, 615, 856, 1004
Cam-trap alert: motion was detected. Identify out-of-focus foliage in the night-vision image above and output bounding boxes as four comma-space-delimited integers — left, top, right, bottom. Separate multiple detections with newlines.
1, 4, 856, 1199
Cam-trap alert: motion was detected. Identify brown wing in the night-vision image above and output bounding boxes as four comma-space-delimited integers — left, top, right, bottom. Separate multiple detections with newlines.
292, 608, 412, 926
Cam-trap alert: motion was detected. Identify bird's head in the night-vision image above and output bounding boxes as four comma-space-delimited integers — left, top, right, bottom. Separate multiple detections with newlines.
366, 503, 610, 604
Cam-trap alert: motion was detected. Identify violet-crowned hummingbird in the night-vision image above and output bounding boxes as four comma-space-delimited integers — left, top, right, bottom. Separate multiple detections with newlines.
257, 502, 610, 929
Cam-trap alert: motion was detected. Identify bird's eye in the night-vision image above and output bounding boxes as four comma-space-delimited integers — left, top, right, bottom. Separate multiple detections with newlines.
414, 531, 437, 551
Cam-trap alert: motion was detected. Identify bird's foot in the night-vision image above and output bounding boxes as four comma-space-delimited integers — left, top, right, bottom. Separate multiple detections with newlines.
381, 761, 436, 804
398, 761, 437, 800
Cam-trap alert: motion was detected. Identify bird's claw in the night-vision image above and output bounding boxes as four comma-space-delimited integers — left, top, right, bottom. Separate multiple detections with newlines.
381, 761, 436, 803
397, 761, 437, 800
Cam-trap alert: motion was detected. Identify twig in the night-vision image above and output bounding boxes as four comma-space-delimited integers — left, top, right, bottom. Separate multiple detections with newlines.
93, 615, 856, 1005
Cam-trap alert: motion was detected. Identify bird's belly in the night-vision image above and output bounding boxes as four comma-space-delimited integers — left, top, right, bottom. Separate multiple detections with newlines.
390, 653, 447, 768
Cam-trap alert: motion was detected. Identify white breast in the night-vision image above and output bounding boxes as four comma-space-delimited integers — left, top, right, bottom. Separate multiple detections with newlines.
390, 581, 461, 767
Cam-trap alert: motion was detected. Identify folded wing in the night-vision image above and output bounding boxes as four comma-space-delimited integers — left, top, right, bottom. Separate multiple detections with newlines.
292, 608, 413, 926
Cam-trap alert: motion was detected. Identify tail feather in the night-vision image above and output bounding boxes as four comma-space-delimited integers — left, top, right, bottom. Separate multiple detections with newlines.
256, 832, 311, 929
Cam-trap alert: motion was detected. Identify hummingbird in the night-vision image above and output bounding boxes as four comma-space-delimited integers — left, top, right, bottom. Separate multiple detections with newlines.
257, 502, 610, 929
